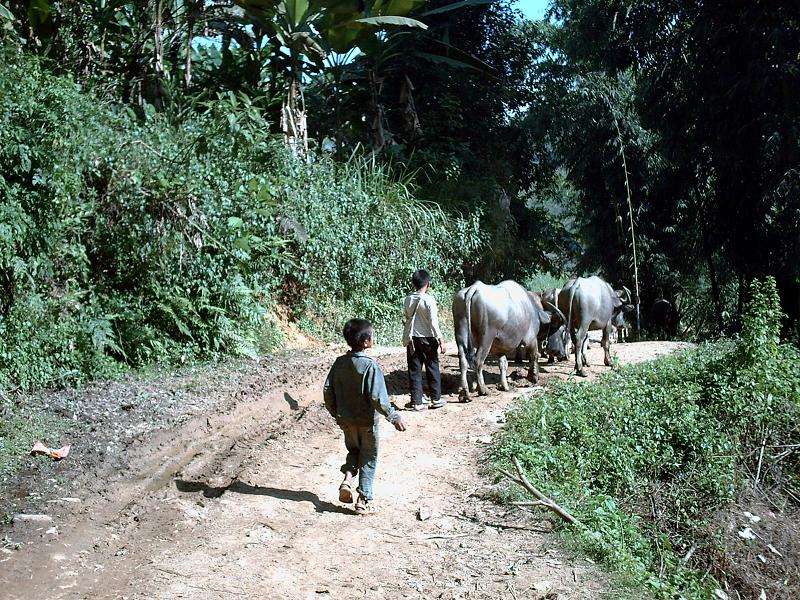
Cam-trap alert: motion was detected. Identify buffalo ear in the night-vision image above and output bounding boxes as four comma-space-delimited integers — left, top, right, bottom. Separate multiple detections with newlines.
538, 310, 551, 325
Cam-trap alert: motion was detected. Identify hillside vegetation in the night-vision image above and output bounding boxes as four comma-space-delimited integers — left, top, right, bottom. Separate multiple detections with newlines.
0, 51, 482, 392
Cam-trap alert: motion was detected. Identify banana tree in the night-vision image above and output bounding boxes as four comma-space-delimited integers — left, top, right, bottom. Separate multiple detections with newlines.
235, 0, 428, 155
310, 0, 497, 153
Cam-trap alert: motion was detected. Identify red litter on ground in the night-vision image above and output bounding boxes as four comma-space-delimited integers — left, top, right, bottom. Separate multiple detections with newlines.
30, 441, 71, 460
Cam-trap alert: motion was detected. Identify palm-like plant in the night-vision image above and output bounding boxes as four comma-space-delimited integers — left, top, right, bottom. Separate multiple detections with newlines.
235, 0, 428, 155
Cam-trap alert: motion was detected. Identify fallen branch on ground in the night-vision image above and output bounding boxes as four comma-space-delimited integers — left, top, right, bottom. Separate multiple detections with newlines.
498, 456, 580, 526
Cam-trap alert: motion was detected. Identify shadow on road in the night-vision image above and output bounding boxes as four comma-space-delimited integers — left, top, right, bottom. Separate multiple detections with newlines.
383, 367, 466, 397
283, 392, 300, 410
174, 479, 353, 514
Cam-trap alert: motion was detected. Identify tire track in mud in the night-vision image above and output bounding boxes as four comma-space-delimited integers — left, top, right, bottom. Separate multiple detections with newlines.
1, 349, 343, 599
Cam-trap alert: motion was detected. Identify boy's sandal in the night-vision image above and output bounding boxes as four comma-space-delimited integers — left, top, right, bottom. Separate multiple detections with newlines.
339, 482, 354, 504
354, 495, 374, 515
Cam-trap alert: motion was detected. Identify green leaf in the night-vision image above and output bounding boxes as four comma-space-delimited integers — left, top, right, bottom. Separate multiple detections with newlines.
27, 0, 51, 29
413, 51, 494, 74
379, 0, 427, 17
355, 16, 428, 29
324, 22, 366, 53
284, 0, 309, 27
233, 237, 252, 251
316, 0, 363, 14
0, 3, 13, 20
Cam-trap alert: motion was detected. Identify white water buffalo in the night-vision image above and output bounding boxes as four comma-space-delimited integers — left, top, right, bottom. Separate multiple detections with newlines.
514, 293, 568, 365
557, 276, 635, 377
453, 280, 551, 401
537, 293, 568, 362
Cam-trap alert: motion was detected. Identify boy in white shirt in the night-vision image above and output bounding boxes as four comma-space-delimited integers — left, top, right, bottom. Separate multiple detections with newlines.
402, 270, 448, 410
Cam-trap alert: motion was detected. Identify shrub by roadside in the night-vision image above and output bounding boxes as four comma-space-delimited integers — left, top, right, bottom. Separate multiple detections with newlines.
492, 278, 800, 599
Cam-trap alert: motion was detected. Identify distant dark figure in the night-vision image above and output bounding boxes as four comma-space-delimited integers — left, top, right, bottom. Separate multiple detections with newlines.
649, 298, 679, 340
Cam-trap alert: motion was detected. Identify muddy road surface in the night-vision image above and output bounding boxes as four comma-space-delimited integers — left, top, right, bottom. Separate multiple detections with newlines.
1, 340, 686, 599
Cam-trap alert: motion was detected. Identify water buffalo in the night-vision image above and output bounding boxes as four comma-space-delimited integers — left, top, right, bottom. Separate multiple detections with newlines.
453, 280, 551, 401
648, 297, 679, 340
557, 276, 635, 377
514, 293, 567, 365
541, 287, 561, 307
538, 294, 568, 362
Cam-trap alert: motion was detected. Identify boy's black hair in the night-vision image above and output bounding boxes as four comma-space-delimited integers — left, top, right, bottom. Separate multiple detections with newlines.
412, 269, 431, 290
343, 318, 373, 350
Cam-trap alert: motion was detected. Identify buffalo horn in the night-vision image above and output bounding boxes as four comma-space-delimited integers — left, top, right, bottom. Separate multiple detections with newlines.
542, 299, 567, 327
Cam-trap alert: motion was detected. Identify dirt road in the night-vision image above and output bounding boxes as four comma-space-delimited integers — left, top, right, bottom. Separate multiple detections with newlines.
1, 340, 685, 599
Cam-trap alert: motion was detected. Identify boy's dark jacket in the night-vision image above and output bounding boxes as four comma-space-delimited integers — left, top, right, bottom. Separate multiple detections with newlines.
323, 351, 401, 426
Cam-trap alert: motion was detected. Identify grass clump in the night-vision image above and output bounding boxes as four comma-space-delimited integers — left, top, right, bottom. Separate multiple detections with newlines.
492, 277, 800, 598
0, 393, 71, 482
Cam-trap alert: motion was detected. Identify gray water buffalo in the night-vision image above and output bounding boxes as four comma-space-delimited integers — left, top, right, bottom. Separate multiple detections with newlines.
542, 287, 561, 307
453, 280, 551, 401
514, 293, 567, 365
537, 294, 568, 362
557, 276, 635, 377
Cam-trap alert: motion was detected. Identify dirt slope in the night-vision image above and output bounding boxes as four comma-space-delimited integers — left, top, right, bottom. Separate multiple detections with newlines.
1, 340, 686, 599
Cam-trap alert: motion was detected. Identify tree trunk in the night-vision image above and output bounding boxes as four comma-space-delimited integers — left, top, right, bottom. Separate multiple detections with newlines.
368, 67, 387, 153
281, 55, 308, 157
399, 73, 422, 141
185, 0, 201, 88
702, 223, 724, 332
154, 0, 164, 75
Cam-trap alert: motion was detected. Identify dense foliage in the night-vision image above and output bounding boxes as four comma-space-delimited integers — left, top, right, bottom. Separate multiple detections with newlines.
521, 1, 800, 334
5, 1, 797, 336
0, 51, 483, 390
492, 278, 800, 598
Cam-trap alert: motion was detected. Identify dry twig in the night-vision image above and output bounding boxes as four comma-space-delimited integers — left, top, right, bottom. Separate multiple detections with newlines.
498, 456, 580, 526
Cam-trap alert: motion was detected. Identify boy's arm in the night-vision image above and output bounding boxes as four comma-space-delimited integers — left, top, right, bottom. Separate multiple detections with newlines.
365, 363, 401, 425
322, 367, 337, 418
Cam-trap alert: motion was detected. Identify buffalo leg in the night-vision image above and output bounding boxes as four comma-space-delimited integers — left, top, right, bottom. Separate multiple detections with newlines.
526, 339, 540, 384
498, 355, 510, 391
545, 340, 555, 364
514, 345, 524, 364
457, 343, 472, 401
474, 345, 492, 396
602, 324, 613, 366
575, 326, 589, 377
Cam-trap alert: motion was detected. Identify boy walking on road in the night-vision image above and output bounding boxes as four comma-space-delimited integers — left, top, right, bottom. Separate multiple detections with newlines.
323, 319, 407, 514
402, 269, 448, 411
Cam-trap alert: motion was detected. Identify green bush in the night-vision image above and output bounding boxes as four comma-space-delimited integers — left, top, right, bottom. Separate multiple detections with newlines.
279, 154, 484, 341
0, 50, 486, 389
521, 272, 566, 294
492, 277, 800, 598
0, 53, 289, 381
